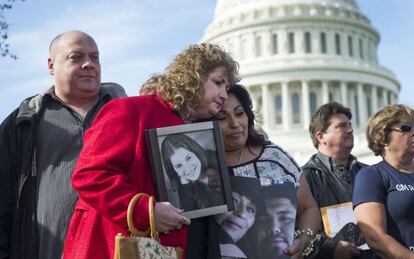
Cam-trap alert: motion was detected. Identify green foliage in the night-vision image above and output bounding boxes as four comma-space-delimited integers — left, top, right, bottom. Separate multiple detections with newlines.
0, 0, 25, 59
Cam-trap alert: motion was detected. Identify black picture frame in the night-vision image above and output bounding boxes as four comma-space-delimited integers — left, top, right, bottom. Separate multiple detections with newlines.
145, 121, 234, 219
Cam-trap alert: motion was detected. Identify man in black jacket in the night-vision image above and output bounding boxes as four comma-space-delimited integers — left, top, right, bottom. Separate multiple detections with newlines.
302, 102, 372, 259
0, 30, 126, 259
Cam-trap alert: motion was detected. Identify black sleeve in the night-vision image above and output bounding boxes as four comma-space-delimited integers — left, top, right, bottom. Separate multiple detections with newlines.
0, 110, 19, 259
185, 216, 221, 259
319, 232, 339, 259
305, 231, 338, 259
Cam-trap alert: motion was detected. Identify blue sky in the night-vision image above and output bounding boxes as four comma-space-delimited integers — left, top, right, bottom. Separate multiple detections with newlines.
1, 0, 413, 121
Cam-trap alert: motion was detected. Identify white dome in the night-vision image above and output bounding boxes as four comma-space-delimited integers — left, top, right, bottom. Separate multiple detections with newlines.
214, 0, 359, 20
201, 0, 398, 165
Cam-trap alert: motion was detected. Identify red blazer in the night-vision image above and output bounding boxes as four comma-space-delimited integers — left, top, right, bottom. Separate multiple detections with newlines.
63, 95, 187, 259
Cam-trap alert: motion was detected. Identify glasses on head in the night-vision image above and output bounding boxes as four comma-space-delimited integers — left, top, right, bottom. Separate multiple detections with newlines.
392, 124, 414, 133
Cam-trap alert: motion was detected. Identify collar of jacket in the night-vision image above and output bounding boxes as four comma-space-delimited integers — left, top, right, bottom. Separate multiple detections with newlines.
316, 152, 358, 172
14, 82, 126, 125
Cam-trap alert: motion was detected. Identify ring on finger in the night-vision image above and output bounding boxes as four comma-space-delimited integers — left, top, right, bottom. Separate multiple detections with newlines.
179, 216, 186, 225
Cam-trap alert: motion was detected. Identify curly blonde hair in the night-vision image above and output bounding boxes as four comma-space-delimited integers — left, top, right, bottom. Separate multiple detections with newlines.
366, 104, 414, 156
140, 43, 240, 118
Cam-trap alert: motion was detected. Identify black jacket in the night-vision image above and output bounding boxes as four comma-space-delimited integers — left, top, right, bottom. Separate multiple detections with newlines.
302, 153, 364, 208
0, 83, 125, 259
302, 153, 373, 259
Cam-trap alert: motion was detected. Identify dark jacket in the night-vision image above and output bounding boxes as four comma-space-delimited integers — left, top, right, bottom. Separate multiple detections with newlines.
185, 217, 221, 259
302, 153, 364, 208
0, 83, 125, 259
302, 153, 373, 259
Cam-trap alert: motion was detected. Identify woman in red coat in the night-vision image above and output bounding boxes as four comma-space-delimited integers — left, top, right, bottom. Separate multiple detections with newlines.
63, 43, 240, 259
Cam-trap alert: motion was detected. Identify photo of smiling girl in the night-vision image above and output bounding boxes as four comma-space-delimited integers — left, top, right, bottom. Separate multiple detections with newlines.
161, 133, 224, 211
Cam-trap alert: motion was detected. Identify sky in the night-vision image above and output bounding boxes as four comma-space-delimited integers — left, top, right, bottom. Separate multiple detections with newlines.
0, 0, 413, 121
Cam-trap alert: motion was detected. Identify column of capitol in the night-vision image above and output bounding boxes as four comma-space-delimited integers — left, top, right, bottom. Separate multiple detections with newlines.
201, 0, 400, 165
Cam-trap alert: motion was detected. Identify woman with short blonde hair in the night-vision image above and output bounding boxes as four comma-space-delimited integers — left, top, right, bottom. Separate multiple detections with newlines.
353, 104, 414, 258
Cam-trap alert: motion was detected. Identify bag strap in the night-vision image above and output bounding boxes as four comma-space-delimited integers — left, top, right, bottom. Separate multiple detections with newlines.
127, 193, 161, 241
148, 196, 161, 242
127, 193, 150, 237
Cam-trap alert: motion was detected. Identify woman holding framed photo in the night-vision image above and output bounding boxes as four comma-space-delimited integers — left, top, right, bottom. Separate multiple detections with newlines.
63, 44, 239, 259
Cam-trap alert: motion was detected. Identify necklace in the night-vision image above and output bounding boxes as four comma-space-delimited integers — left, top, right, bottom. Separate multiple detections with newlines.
237, 147, 245, 165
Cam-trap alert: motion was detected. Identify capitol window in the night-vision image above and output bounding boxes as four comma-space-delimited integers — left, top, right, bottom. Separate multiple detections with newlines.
288, 32, 295, 54
304, 32, 312, 53
354, 94, 360, 126
274, 95, 282, 124
320, 32, 327, 54
367, 39, 372, 61
366, 96, 372, 116
310, 92, 317, 116
291, 92, 301, 124
272, 34, 278, 54
359, 38, 364, 59
348, 35, 354, 57
335, 33, 341, 55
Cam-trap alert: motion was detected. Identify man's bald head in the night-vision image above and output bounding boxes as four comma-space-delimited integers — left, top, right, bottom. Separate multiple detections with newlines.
49, 30, 97, 58
47, 30, 101, 106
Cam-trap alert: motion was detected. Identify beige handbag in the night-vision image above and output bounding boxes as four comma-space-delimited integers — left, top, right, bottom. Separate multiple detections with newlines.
113, 193, 183, 259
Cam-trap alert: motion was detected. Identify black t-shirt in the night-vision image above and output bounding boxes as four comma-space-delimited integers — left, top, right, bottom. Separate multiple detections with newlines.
353, 160, 414, 251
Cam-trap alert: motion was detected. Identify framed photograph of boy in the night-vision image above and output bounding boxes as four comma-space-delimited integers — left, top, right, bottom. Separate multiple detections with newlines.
216, 176, 298, 259
146, 121, 234, 219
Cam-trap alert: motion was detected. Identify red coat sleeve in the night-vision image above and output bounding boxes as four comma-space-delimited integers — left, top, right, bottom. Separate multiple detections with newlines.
72, 98, 152, 232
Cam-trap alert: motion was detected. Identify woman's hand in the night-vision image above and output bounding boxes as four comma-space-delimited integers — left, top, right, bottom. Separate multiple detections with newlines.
154, 202, 190, 233
333, 241, 361, 259
284, 237, 306, 258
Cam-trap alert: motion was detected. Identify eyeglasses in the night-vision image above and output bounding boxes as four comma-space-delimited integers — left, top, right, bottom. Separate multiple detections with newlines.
392, 124, 414, 133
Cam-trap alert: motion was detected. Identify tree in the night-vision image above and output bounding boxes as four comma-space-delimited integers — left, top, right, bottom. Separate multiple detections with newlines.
1, 0, 25, 59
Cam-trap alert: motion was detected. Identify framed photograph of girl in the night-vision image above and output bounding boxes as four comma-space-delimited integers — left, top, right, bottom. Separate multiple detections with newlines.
146, 121, 234, 219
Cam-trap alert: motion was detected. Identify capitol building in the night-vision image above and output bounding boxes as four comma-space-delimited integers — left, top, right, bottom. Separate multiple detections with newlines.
201, 0, 400, 165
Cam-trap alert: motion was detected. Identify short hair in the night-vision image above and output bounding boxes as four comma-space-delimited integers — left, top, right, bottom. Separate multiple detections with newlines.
366, 104, 414, 156
309, 102, 352, 148
230, 176, 261, 206
161, 134, 208, 185
140, 43, 240, 119
227, 84, 269, 147
261, 183, 297, 207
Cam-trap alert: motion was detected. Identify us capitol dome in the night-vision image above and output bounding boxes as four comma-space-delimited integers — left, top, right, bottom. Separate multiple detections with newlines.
201, 0, 400, 164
